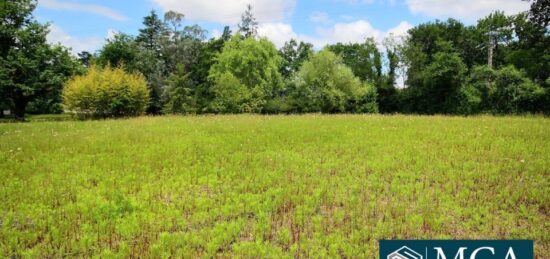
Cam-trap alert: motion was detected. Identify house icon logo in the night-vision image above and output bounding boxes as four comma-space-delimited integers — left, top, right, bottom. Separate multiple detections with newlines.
387, 246, 423, 259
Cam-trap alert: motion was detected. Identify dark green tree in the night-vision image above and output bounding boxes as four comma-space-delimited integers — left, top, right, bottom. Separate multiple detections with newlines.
77, 51, 93, 67
134, 10, 171, 114
279, 39, 314, 80
491, 65, 544, 114
97, 33, 138, 70
136, 10, 168, 52
507, 12, 549, 86
238, 4, 258, 38
191, 27, 232, 111
403, 41, 469, 114
524, 0, 549, 28
0, 0, 81, 119
163, 65, 196, 114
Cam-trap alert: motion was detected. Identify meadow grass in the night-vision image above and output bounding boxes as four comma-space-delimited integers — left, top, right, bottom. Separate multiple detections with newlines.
0, 115, 549, 258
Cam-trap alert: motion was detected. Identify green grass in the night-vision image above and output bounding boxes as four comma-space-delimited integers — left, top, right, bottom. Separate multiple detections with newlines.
1, 115, 549, 258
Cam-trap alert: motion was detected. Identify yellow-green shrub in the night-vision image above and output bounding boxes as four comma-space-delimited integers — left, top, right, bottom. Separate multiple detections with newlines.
63, 66, 149, 118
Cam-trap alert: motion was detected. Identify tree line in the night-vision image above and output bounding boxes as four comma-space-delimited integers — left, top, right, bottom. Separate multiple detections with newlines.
1, 0, 548, 120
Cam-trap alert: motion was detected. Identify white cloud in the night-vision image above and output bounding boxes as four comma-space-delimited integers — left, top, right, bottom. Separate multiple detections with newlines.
317, 20, 383, 44
152, 0, 296, 24
258, 23, 298, 48
38, 0, 127, 21
386, 21, 413, 38
405, 0, 531, 21
47, 25, 109, 54
309, 12, 332, 24
258, 20, 412, 48
257, 20, 411, 88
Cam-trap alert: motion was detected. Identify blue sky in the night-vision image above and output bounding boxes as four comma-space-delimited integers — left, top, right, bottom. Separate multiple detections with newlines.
36, 0, 531, 54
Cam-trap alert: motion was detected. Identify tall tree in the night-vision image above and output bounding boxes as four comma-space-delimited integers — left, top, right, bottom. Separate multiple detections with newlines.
507, 11, 549, 86
208, 34, 283, 113
134, 10, 171, 114
164, 10, 184, 38
402, 40, 469, 114
238, 4, 258, 38
279, 39, 314, 79
0, 0, 80, 119
191, 27, 232, 111
136, 10, 167, 52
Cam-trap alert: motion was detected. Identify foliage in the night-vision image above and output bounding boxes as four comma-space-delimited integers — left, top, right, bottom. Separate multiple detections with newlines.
208, 35, 283, 113
163, 65, 196, 114
279, 39, 314, 80
3, 2, 550, 118
189, 27, 232, 112
77, 51, 93, 67
63, 66, 149, 118
0, 0, 81, 120
134, 11, 169, 114
402, 41, 469, 114
465, 65, 495, 111
238, 4, 258, 38
506, 12, 549, 85
292, 50, 378, 113
525, 0, 549, 28
97, 33, 139, 70
490, 65, 545, 114
209, 72, 253, 113
1, 115, 548, 257
327, 39, 382, 83
136, 10, 167, 52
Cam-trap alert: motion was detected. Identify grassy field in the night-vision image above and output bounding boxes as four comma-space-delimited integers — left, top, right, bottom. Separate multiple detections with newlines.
1, 115, 549, 258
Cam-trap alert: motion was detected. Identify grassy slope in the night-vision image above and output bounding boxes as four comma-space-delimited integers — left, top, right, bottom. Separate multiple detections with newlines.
0, 115, 548, 257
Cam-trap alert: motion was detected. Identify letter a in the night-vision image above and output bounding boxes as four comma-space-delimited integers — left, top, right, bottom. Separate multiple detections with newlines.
505, 247, 517, 259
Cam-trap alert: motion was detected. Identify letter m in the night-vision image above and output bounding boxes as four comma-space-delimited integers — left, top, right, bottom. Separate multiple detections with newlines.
434, 247, 467, 259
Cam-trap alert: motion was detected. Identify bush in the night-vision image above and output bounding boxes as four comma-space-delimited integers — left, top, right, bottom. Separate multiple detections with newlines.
491, 66, 544, 114
208, 72, 253, 113
455, 84, 483, 115
63, 66, 149, 118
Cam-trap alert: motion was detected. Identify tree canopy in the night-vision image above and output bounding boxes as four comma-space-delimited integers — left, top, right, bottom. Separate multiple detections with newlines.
0, 0, 80, 120
208, 35, 283, 113
2, 2, 549, 119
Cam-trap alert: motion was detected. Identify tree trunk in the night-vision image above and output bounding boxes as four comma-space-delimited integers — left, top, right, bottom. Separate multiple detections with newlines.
14, 99, 28, 121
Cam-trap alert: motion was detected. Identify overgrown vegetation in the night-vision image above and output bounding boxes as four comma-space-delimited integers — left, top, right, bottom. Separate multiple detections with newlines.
0, 115, 548, 257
